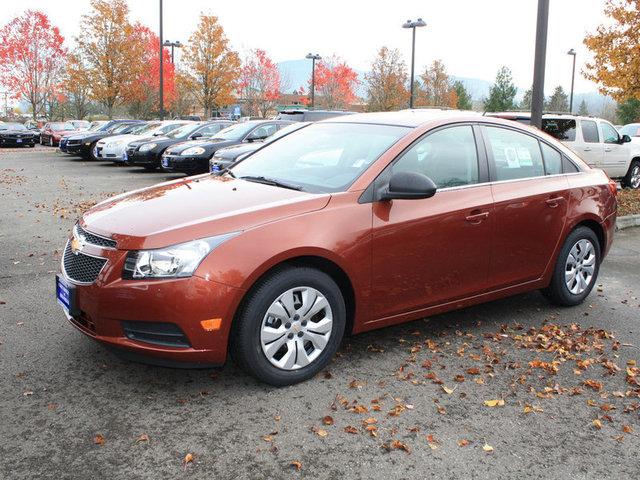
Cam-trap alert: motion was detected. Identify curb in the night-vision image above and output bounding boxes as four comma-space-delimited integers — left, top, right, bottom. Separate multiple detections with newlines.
616, 214, 640, 231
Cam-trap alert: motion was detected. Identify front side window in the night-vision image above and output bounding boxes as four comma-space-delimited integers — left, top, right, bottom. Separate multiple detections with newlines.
249, 124, 278, 140
232, 122, 409, 193
391, 125, 479, 188
540, 142, 562, 175
485, 126, 545, 181
600, 122, 620, 144
542, 119, 576, 141
581, 120, 599, 143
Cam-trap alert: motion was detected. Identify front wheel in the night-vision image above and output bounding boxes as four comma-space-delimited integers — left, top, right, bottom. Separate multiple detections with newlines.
542, 226, 601, 306
231, 266, 346, 386
622, 159, 640, 189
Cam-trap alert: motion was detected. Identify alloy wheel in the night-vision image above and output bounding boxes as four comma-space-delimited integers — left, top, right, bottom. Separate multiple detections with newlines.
630, 164, 640, 189
260, 286, 333, 370
564, 239, 596, 295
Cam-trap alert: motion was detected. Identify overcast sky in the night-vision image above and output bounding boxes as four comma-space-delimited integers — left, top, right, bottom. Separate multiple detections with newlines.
1, 0, 609, 94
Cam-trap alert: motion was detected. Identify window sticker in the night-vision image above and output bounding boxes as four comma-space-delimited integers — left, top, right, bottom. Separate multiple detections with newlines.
516, 147, 533, 166
505, 147, 519, 168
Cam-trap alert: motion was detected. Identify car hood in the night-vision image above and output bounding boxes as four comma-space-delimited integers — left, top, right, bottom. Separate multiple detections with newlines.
0, 129, 35, 135
99, 133, 138, 144
165, 139, 237, 155
67, 132, 109, 141
215, 143, 260, 159
80, 174, 330, 250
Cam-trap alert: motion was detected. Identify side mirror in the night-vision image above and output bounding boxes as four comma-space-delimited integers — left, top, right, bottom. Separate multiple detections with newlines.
380, 171, 437, 201
621, 134, 632, 143
190, 132, 203, 139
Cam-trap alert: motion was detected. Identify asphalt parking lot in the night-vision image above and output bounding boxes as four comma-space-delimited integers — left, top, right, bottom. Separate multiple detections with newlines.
1, 146, 639, 479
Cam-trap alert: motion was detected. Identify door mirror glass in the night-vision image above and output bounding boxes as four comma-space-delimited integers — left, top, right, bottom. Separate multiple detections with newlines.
380, 171, 437, 201
190, 132, 203, 139
621, 134, 632, 143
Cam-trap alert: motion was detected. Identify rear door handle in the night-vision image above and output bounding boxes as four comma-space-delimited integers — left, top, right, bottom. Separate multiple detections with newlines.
465, 211, 489, 223
545, 196, 565, 208
604, 147, 612, 152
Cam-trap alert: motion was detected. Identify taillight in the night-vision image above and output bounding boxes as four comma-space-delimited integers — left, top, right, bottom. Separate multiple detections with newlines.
608, 179, 618, 197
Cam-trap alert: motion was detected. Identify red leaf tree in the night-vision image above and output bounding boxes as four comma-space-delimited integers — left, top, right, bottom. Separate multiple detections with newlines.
0, 11, 67, 119
238, 49, 281, 117
124, 24, 176, 118
313, 55, 359, 109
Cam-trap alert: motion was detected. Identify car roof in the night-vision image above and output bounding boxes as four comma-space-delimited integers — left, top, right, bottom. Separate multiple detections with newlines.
319, 109, 481, 128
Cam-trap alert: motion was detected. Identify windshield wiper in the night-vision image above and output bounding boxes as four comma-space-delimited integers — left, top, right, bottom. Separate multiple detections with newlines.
239, 175, 303, 191
220, 168, 236, 178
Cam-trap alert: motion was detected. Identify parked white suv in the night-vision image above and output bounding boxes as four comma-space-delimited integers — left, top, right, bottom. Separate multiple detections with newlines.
488, 113, 640, 189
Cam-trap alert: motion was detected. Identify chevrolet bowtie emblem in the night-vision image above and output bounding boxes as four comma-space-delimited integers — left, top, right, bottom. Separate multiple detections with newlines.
70, 233, 86, 255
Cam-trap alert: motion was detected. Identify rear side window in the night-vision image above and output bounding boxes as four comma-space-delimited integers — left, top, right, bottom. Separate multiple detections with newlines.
540, 142, 562, 175
392, 125, 479, 188
581, 120, 599, 143
485, 127, 545, 181
542, 119, 576, 141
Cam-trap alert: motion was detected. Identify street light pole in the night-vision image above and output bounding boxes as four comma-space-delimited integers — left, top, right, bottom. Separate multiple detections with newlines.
567, 48, 577, 114
305, 53, 321, 109
163, 40, 183, 64
402, 18, 426, 109
530, 0, 549, 129
159, 0, 164, 120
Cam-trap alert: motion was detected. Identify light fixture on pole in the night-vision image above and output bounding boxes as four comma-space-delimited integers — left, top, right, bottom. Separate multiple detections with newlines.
305, 53, 322, 109
567, 48, 577, 114
163, 40, 183, 64
159, 0, 164, 120
402, 18, 426, 109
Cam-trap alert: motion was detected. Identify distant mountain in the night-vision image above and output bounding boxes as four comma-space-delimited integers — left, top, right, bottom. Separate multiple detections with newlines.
278, 59, 368, 96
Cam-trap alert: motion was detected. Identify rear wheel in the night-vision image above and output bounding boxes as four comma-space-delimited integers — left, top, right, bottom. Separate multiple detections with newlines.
542, 226, 601, 306
231, 266, 345, 386
622, 159, 640, 189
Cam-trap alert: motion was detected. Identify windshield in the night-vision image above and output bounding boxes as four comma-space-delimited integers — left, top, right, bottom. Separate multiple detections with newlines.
166, 123, 201, 139
72, 121, 90, 129
1, 123, 27, 131
265, 122, 310, 144
620, 124, 640, 137
51, 122, 75, 131
211, 122, 261, 141
130, 123, 159, 135
231, 122, 409, 193
111, 123, 136, 134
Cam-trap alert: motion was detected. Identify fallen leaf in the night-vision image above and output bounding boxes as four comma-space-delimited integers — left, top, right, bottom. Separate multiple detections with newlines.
483, 399, 505, 407
312, 426, 328, 438
344, 425, 358, 434
592, 419, 602, 430
483, 443, 494, 453
390, 439, 411, 453
136, 434, 150, 443
623, 425, 633, 433
457, 439, 470, 447
583, 379, 603, 391
442, 385, 455, 395
290, 460, 302, 471
93, 434, 105, 445
322, 415, 334, 426
183, 453, 194, 469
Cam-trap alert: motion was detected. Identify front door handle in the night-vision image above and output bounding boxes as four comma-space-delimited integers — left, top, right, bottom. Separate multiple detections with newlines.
465, 211, 489, 224
545, 196, 565, 208
604, 147, 612, 152
583, 147, 592, 151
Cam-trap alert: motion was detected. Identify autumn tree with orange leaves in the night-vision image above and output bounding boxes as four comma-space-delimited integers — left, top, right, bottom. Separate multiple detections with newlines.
313, 55, 359, 109
182, 15, 240, 117
125, 25, 176, 118
239, 49, 281, 118
0, 10, 66, 119
72, 0, 146, 118
416, 59, 458, 109
584, 0, 640, 101
365, 47, 408, 111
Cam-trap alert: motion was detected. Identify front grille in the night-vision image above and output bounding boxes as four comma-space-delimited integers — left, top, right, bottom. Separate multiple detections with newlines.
76, 224, 117, 249
63, 243, 107, 283
67, 139, 81, 145
122, 321, 191, 348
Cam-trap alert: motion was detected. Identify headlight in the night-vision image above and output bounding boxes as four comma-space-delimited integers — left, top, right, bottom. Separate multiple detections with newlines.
139, 143, 157, 152
181, 146, 206, 156
107, 140, 123, 148
123, 233, 239, 279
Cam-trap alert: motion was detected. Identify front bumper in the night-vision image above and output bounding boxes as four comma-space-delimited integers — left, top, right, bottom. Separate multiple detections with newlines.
161, 153, 209, 174
0, 137, 36, 147
58, 241, 244, 366
126, 148, 160, 166
64, 142, 89, 155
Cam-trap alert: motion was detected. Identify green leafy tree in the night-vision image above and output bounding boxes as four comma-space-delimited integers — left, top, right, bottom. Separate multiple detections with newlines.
617, 98, 640, 124
453, 80, 472, 110
577, 99, 589, 116
545, 85, 569, 112
520, 87, 532, 110
483, 66, 517, 112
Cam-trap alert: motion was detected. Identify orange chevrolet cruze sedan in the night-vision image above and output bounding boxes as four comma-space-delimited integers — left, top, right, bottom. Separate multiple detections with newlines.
56, 110, 617, 385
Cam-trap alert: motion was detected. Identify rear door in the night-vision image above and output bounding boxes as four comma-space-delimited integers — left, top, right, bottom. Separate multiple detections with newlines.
370, 124, 494, 319
600, 121, 629, 178
482, 125, 569, 289
577, 119, 604, 167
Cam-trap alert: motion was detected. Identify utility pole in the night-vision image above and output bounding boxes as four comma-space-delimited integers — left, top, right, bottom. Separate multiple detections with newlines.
159, 0, 164, 120
567, 49, 577, 113
530, 0, 549, 129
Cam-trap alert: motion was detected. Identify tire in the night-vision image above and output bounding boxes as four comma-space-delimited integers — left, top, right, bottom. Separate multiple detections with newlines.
542, 226, 601, 306
621, 159, 640, 189
89, 142, 100, 161
231, 266, 346, 386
